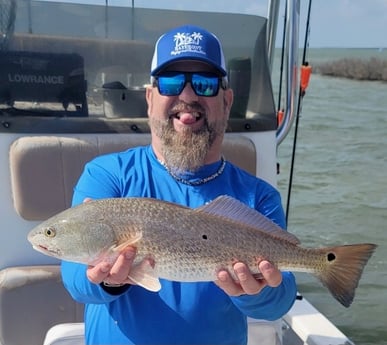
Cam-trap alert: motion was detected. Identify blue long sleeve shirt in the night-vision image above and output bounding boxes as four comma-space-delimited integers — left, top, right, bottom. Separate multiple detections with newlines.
61, 145, 297, 345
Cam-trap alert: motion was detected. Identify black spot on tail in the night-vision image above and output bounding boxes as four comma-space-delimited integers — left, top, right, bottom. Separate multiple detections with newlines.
327, 252, 336, 262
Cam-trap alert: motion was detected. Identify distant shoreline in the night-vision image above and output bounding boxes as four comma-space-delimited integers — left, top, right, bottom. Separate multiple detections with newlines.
314, 57, 387, 82
308, 47, 386, 50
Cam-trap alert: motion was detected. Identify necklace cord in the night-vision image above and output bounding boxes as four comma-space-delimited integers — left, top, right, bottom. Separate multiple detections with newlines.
159, 157, 226, 186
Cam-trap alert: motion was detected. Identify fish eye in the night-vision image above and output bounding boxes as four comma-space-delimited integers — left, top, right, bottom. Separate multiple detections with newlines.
44, 227, 56, 238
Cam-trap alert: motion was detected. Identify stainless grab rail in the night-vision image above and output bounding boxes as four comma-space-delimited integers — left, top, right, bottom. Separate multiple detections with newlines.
276, 0, 300, 145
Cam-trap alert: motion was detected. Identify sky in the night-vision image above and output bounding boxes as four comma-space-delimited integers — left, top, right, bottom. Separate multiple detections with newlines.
303, 0, 387, 48
132, 0, 387, 48
48, 0, 387, 48
144, 0, 387, 48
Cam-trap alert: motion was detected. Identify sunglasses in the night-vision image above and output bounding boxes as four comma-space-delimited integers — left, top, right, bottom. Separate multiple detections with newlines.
152, 72, 227, 97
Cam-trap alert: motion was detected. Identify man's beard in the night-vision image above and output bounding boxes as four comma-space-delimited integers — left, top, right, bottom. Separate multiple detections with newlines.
150, 104, 227, 173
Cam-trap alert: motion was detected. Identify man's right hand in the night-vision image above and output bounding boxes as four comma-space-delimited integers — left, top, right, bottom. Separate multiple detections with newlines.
86, 247, 137, 286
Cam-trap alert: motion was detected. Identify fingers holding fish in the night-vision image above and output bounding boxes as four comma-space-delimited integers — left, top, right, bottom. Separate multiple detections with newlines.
233, 262, 266, 295
215, 264, 261, 296
108, 247, 137, 283
215, 268, 241, 296
86, 261, 112, 284
215, 261, 278, 296
258, 260, 282, 288
87, 247, 137, 286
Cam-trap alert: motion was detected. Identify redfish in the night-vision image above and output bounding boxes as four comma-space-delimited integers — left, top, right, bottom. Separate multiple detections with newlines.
27, 196, 376, 307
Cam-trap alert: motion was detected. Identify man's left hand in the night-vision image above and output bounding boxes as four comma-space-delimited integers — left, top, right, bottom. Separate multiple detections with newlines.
215, 260, 282, 296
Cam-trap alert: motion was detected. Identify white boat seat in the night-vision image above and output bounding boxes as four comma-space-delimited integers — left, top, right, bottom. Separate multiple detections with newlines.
43, 323, 85, 345
0, 265, 83, 345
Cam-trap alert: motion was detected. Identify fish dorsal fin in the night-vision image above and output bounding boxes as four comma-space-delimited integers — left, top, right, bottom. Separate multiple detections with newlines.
196, 195, 300, 245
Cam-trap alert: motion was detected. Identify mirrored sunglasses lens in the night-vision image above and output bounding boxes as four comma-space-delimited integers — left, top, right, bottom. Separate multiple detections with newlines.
158, 74, 185, 96
192, 74, 219, 96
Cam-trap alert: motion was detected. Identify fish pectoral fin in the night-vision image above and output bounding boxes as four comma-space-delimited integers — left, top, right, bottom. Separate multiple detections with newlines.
128, 260, 161, 292
113, 232, 143, 252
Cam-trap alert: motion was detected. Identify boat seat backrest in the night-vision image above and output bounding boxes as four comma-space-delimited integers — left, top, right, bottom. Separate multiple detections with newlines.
1, 133, 256, 345
0, 265, 84, 345
9, 134, 256, 221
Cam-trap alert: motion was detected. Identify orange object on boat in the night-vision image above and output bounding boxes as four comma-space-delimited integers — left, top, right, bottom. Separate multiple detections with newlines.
300, 64, 312, 93
277, 109, 284, 127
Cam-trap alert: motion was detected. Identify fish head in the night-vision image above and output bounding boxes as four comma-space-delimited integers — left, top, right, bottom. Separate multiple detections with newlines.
27, 205, 116, 264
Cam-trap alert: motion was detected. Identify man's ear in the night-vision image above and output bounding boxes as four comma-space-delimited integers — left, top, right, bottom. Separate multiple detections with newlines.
224, 88, 234, 117
145, 86, 153, 116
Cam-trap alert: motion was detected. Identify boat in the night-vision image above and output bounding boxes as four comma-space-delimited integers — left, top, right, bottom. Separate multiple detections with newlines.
0, 0, 356, 344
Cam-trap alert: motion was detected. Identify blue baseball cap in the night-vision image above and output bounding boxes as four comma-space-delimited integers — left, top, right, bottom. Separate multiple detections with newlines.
151, 25, 227, 77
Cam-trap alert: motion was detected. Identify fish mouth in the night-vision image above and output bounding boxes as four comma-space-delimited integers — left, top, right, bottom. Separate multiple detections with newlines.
33, 244, 60, 257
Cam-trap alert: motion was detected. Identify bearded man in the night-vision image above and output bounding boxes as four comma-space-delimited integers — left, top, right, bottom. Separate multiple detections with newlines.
61, 24, 297, 345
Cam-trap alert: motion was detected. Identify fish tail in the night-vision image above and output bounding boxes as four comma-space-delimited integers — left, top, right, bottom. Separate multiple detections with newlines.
314, 243, 377, 307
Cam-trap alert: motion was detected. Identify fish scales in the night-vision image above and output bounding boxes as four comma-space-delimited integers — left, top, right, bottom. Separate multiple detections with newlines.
27, 195, 377, 307
93, 198, 312, 280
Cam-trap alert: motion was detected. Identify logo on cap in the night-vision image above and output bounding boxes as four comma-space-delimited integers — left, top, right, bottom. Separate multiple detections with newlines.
171, 31, 206, 57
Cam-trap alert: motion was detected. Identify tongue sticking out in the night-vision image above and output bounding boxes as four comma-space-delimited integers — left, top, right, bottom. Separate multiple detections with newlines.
176, 112, 201, 125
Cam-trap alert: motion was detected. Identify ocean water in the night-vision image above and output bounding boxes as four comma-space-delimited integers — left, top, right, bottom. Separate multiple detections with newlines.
276, 48, 387, 345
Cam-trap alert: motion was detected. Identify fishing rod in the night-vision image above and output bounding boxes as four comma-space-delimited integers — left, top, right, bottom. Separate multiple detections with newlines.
285, 0, 313, 225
